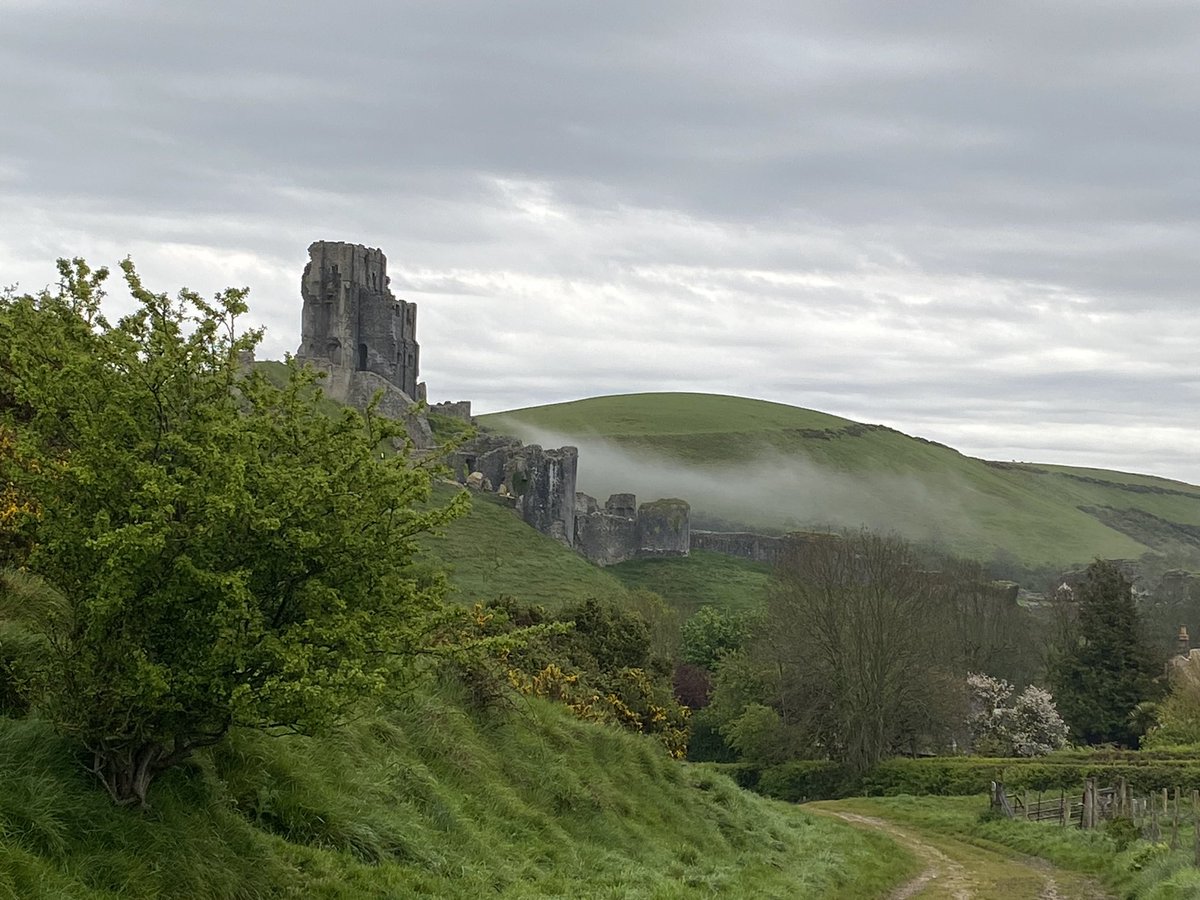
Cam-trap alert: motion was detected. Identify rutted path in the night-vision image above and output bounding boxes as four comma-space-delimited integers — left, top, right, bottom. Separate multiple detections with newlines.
808, 802, 1113, 900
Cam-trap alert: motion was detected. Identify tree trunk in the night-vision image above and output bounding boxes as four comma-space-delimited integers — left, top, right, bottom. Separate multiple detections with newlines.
90, 741, 181, 808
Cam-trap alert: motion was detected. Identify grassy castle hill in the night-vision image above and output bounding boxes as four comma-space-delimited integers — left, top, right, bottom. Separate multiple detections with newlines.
480, 392, 1200, 571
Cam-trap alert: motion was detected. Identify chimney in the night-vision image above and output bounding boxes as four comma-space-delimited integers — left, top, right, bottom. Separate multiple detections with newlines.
1178, 625, 1190, 655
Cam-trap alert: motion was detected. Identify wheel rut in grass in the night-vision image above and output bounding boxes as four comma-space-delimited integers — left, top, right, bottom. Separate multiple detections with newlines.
809, 804, 1112, 900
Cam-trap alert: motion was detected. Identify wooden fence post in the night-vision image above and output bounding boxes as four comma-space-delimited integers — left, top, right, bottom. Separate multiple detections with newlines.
1194, 794, 1200, 868
1060, 789, 1067, 827
1173, 787, 1181, 849
1082, 779, 1094, 829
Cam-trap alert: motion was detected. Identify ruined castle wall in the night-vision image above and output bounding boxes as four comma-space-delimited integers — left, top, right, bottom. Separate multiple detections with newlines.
689, 531, 784, 565
297, 241, 420, 399
431, 400, 473, 421
574, 509, 638, 566
296, 241, 429, 447
517, 445, 578, 546
637, 499, 690, 558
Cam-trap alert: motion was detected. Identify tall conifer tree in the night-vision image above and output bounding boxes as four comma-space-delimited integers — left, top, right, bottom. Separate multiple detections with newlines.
1048, 560, 1162, 746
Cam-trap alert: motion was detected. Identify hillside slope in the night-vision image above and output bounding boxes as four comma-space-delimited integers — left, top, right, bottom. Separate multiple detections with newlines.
423, 486, 629, 609
0, 686, 912, 899
480, 393, 1200, 570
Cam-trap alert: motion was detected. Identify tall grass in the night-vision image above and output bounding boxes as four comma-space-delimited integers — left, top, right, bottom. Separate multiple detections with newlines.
611, 550, 771, 616
422, 487, 629, 610
0, 679, 914, 898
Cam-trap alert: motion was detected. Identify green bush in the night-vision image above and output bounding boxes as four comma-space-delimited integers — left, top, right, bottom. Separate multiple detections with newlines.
0, 628, 39, 716
735, 752, 1200, 803
755, 760, 856, 802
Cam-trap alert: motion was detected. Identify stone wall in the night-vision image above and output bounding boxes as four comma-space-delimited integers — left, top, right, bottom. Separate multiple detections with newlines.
298, 241, 419, 397
689, 530, 785, 565
431, 400, 473, 421
637, 499, 691, 558
570, 493, 691, 565
517, 445, 578, 546
574, 493, 639, 566
453, 434, 579, 547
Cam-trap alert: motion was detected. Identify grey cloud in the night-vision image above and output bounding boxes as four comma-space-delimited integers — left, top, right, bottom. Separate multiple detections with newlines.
4, 0, 1200, 480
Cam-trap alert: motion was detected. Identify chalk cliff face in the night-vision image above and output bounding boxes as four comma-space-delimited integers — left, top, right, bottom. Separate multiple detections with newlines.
296, 241, 431, 448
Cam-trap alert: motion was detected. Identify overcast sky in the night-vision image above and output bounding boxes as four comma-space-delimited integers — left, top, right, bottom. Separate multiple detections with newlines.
4, 1, 1200, 480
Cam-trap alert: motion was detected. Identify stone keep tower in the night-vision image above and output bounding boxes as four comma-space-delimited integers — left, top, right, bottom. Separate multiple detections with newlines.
296, 241, 432, 448
297, 241, 420, 399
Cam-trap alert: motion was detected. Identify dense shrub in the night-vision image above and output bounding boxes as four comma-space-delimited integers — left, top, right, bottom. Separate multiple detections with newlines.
755, 761, 858, 803
733, 751, 1200, 802
450, 597, 691, 757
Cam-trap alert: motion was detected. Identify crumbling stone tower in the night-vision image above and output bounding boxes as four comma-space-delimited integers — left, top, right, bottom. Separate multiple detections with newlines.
296, 241, 431, 447
297, 241, 420, 399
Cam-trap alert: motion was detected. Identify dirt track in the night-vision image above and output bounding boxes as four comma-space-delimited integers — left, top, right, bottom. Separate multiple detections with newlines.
809, 805, 1113, 900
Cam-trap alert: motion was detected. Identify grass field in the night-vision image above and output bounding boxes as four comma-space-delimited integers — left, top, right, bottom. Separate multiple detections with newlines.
610, 550, 771, 616
481, 392, 1200, 570
0, 684, 917, 899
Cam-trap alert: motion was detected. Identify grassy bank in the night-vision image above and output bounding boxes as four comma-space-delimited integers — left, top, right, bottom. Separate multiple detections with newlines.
421, 486, 629, 610
610, 550, 771, 616
0, 681, 917, 899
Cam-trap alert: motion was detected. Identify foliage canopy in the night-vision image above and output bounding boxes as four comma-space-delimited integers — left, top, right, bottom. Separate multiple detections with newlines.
1047, 560, 1163, 747
0, 258, 464, 805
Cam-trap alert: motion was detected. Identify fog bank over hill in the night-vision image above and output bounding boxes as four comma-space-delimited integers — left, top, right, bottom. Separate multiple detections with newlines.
477, 394, 1200, 569
503, 424, 980, 550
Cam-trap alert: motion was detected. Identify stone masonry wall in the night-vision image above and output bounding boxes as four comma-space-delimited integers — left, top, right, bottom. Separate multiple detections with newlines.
689, 531, 785, 565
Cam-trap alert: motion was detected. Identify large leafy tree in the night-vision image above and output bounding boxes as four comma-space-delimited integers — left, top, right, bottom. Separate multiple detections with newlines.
743, 531, 967, 773
1047, 560, 1163, 747
0, 259, 464, 805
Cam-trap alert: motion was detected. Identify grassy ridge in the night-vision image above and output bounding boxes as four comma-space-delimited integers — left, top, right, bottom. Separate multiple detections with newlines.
481, 392, 1200, 568
0, 684, 915, 899
487, 393, 855, 437
422, 486, 628, 609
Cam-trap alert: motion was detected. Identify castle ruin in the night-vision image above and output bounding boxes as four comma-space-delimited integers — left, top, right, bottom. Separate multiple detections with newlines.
294, 240, 701, 568
296, 241, 432, 447
574, 493, 691, 565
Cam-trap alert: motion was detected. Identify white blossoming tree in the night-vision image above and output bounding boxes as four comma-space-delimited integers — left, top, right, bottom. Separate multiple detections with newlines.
967, 672, 1069, 757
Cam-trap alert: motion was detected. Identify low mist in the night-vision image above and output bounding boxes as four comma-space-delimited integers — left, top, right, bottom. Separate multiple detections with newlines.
506, 425, 984, 553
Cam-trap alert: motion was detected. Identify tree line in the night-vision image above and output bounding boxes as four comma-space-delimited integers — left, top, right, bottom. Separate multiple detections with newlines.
687, 533, 1168, 773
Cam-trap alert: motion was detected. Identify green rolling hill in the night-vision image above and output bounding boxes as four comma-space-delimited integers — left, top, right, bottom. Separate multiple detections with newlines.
479, 393, 1200, 572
